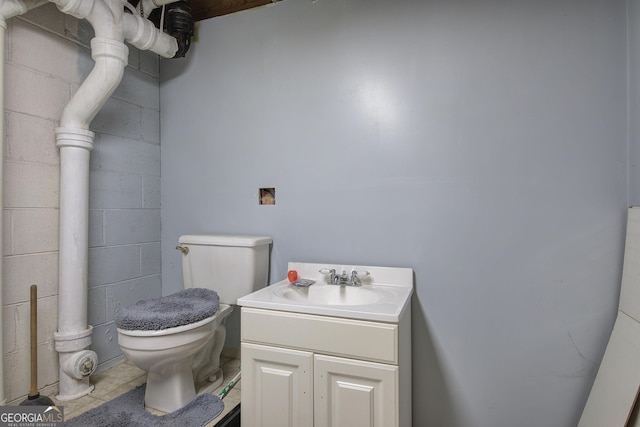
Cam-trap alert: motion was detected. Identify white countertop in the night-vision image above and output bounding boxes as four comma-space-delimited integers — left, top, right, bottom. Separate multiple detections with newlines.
237, 262, 414, 323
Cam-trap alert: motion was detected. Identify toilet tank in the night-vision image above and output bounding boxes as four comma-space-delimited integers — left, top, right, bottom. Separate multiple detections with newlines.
178, 234, 272, 305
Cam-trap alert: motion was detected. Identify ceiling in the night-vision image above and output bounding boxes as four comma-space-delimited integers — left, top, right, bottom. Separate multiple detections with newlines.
189, 0, 273, 22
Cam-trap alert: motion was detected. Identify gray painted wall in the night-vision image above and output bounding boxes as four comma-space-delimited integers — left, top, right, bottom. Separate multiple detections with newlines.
160, 0, 628, 425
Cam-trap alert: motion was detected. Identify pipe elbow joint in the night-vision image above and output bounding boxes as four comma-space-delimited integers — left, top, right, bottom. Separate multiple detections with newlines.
53, 0, 94, 19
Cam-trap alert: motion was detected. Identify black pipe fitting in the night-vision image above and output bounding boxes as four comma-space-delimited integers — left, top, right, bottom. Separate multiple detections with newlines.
166, 1, 194, 58
143, 0, 194, 58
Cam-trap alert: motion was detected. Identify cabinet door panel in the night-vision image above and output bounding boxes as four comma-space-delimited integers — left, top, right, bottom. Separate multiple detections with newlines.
315, 354, 398, 427
241, 343, 313, 427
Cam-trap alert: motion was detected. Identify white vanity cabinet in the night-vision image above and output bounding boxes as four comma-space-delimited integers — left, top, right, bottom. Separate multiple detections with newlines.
240, 306, 411, 427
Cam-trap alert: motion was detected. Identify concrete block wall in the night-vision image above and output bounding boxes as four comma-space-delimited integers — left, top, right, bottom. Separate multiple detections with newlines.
3, 5, 162, 404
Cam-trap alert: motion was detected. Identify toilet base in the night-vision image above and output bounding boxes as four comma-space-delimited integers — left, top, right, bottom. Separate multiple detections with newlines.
145, 358, 196, 413
194, 367, 224, 397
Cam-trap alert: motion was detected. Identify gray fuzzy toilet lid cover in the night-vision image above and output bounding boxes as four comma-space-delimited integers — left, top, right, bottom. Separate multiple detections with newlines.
115, 287, 220, 331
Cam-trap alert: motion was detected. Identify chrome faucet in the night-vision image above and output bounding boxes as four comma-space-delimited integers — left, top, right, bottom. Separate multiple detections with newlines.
319, 268, 370, 286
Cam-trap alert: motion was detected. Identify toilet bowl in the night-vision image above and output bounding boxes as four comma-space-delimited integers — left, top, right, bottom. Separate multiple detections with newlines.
117, 302, 233, 413
114, 234, 271, 413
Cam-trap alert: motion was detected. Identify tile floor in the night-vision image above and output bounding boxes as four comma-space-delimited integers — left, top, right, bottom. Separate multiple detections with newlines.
54, 356, 242, 426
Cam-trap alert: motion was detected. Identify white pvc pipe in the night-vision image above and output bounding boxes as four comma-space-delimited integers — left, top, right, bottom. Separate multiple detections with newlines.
60, 39, 128, 129
47, 0, 177, 400
55, 132, 93, 335
54, 35, 128, 401
123, 13, 177, 58
56, 38, 127, 338
54, 130, 96, 399
56, 38, 127, 335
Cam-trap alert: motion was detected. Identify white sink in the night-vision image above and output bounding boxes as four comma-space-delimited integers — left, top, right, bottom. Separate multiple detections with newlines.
273, 283, 393, 306
237, 262, 413, 322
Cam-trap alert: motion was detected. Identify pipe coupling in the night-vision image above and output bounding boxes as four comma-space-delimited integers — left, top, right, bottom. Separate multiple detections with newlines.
91, 37, 129, 63
54, 326, 93, 352
123, 14, 178, 58
55, 127, 95, 150
127, 15, 158, 51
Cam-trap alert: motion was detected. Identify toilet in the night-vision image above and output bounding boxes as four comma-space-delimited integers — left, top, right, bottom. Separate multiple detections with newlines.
115, 234, 271, 413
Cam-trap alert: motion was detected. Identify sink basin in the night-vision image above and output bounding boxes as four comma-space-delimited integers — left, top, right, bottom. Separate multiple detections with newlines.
237, 262, 414, 322
273, 283, 392, 306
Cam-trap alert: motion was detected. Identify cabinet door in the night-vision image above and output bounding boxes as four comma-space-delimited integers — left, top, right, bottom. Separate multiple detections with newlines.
241, 342, 313, 427
314, 354, 398, 427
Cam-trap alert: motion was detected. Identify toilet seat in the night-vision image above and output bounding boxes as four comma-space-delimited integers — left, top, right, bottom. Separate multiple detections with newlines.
115, 288, 220, 332
117, 304, 232, 338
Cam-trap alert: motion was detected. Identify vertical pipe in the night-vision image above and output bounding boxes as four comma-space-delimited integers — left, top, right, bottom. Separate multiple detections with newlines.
53, 129, 96, 400
53, 36, 128, 400
56, 131, 93, 334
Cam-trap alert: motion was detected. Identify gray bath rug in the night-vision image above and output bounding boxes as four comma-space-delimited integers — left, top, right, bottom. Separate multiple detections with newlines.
65, 384, 224, 427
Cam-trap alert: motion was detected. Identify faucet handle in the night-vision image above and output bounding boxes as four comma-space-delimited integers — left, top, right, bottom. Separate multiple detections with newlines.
319, 268, 338, 284
349, 269, 370, 286
352, 270, 370, 277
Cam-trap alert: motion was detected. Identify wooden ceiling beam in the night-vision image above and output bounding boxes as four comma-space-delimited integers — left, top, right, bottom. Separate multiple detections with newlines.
190, 0, 272, 22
